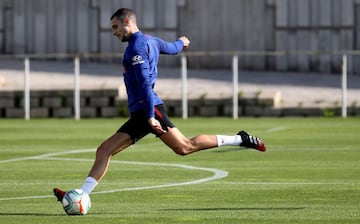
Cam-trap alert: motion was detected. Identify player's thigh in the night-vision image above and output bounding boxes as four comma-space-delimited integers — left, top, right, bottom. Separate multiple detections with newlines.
98, 132, 133, 156
159, 127, 189, 151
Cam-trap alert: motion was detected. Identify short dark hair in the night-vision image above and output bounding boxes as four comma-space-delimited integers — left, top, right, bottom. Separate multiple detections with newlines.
110, 8, 136, 22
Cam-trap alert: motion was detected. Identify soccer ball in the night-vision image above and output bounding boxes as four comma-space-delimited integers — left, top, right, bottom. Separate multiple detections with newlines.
62, 189, 91, 215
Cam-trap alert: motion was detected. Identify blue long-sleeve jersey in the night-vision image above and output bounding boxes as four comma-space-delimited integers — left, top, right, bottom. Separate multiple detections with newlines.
123, 31, 184, 118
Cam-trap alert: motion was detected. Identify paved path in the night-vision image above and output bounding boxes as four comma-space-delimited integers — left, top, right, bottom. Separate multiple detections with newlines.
1, 59, 359, 108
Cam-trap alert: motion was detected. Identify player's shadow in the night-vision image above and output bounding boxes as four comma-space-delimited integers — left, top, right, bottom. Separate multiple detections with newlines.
161, 207, 305, 212
0, 212, 64, 216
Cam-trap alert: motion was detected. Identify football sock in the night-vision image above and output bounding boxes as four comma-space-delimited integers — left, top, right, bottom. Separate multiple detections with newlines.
216, 135, 242, 147
81, 176, 98, 194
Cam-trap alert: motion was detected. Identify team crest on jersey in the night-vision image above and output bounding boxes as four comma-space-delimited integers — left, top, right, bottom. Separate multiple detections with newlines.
132, 55, 144, 65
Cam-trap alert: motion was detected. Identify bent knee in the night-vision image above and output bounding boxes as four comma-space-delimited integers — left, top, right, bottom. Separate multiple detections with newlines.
174, 149, 190, 156
96, 144, 113, 157
171, 144, 194, 156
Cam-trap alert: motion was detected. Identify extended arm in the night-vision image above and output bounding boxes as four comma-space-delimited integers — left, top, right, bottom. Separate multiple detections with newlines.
155, 36, 190, 54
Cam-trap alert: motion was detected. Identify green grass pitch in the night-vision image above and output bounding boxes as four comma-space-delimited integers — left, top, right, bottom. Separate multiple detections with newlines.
0, 117, 359, 224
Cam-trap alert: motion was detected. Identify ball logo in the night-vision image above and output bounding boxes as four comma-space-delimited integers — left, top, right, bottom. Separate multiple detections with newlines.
132, 55, 145, 65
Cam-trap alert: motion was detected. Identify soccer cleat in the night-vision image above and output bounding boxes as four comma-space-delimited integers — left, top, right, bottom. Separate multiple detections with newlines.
53, 188, 66, 202
238, 130, 266, 152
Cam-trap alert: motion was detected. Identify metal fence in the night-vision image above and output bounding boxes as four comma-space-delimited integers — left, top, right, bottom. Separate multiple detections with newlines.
0, 50, 355, 120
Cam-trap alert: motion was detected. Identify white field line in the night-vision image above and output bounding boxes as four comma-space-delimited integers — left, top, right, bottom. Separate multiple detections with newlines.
0, 149, 228, 201
216, 181, 346, 185
266, 126, 290, 133
0, 149, 95, 164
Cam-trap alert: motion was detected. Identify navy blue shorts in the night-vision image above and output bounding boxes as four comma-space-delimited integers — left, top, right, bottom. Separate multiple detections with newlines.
116, 104, 175, 143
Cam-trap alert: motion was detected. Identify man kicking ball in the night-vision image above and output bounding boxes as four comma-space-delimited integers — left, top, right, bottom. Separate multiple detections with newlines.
54, 7, 266, 202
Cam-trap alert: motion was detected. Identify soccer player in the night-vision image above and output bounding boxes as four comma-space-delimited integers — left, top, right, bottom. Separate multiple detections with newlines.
53, 8, 266, 201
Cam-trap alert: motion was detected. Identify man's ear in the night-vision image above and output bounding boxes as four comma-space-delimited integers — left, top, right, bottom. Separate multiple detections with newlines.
124, 17, 130, 25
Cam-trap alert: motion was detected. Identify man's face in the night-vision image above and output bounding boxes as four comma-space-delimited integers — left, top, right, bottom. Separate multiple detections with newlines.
111, 17, 130, 42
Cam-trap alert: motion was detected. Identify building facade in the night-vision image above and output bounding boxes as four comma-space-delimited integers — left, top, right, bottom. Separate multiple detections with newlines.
1, 0, 360, 73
